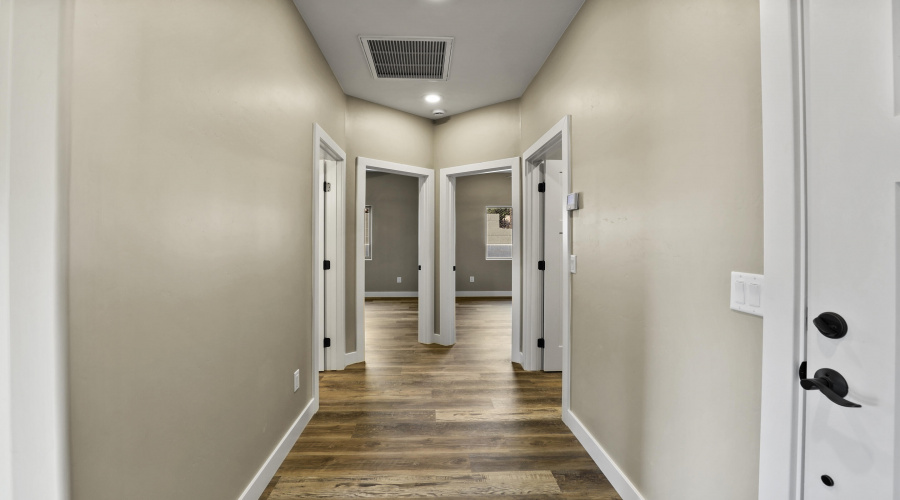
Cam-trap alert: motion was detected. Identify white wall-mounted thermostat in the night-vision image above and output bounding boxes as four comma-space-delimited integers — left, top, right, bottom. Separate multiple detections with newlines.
566, 193, 580, 211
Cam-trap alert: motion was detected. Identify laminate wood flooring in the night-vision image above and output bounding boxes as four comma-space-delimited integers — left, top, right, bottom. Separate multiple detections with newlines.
262, 298, 621, 499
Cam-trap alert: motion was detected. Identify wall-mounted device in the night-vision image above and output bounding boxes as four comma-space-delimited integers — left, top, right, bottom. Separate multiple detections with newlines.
566, 193, 580, 211
730, 271, 764, 317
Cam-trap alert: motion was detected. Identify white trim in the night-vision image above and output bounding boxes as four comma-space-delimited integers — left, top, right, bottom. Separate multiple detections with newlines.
344, 351, 364, 366
520, 116, 572, 411
759, 1, 807, 499
0, 2, 13, 496
356, 157, 435, 352
4, 1, 71, 497
563, 409, 645, 500
313, 124, 347, 374
455, 291, 512, 297
363, 205, 373, 261
365, 291, 419, 298
439, 158, 521, 350
237, 398, 318, 500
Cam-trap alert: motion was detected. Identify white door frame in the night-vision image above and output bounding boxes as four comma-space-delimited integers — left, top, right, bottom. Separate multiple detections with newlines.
521, 117, 572, 395
312, 124, 347, 373
354, 157, 435, 357
759, 1, 808, 498
2, 1, 71, 498
439, 158, 521, 355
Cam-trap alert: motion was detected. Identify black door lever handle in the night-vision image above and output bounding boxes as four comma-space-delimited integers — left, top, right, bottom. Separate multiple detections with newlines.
800, 368, 861, 408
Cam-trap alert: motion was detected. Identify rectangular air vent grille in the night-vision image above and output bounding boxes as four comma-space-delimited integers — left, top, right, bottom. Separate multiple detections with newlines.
360, 36, 453, 80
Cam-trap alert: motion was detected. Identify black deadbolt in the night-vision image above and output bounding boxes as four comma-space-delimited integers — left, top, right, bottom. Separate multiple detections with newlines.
821, 475, 834, 487
813, 312, 848, 339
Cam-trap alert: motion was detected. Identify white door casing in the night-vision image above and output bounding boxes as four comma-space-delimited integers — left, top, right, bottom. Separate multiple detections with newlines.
521, 117, 571, 398
3, 1, 71, 497
439, 173, 458, 346
438, 158, 521, 355
542, 160, 565, 372
312, 124, 346, 374
355, 157, 435, 356
802, 1, 900, 497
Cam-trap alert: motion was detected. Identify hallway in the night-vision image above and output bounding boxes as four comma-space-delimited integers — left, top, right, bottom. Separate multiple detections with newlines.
262, 298, 621, 499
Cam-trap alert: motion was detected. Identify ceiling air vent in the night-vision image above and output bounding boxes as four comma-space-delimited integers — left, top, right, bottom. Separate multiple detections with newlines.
360, 36, 453, 80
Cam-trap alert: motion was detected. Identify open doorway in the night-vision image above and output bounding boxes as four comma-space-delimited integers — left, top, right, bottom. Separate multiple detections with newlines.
353, 157, 434, 365
439, 158, 522, 364
313, 125, 347, 373
521, 117, 572, 400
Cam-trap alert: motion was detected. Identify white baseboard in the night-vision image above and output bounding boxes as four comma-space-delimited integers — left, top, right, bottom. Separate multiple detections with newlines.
455, 291, 513, 297
563, 409, 645, 500
238, 397, 318, 500
345, 351, 364, 366
365, 291, 418, 298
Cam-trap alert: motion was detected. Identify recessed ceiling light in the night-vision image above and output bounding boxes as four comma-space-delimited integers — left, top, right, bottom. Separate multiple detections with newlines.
425, 94, 442, 103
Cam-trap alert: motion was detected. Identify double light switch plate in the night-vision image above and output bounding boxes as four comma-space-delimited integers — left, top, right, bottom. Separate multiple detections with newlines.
730, 272, 764, 317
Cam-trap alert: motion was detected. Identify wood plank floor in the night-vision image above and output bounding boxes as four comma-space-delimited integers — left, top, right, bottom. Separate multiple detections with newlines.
262, 298, 621, 499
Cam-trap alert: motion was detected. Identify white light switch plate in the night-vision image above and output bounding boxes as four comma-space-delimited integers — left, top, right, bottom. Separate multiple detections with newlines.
293, 369, 300, 392
569, 255, 577, 274
730, 272, 764, 317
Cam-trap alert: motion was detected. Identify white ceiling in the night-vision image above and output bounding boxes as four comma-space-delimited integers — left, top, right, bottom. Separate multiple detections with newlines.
292, 0, 584, 119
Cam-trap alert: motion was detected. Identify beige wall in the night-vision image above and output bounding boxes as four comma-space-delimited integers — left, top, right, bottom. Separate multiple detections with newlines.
433, 99, 520, 170
432, 100, 521, 330
66, 1, 765, 498
68, 1, 346, 498
344, 96, 433, 354
455, 173, 513, 293
520, 1, 764, 499
364, 172, 419, 293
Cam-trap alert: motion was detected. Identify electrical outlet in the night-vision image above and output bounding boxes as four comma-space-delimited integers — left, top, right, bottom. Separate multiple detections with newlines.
469, 276, 475, 282
293, 369, 300, 392
396, 276, 402, 283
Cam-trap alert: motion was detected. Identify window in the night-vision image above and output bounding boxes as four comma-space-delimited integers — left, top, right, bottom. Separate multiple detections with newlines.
364, 205, 373, 260
485, 206, 512, 260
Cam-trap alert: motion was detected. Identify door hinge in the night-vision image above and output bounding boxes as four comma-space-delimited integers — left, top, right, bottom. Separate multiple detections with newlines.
323, 260, 331, 270
418, 265, 422, 270
538, 260, 545, 271
537, 338, 545, 348
323, 181, 331, 192
453, 265, 456, 271
538, 182, 546, 193
324, 337, 331, 348
798, 361, 807, 380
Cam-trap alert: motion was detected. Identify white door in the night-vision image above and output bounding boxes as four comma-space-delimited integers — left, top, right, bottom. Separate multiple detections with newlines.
320, 155, 338, 371
542, 160, 564, 371
803, 1, 900, 497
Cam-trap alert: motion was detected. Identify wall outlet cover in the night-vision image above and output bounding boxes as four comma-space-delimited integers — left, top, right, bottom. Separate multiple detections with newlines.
470, 276, 475, 282
396, 277, 402, 283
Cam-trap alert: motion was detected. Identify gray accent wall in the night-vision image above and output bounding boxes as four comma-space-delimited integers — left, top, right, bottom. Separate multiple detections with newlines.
365, 172, 419, 293
454, 173, 512, 293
